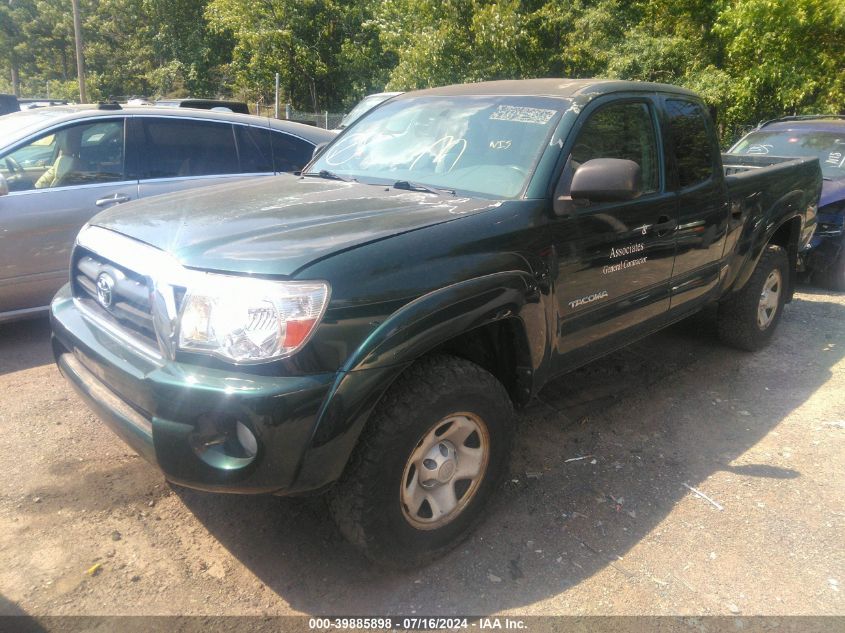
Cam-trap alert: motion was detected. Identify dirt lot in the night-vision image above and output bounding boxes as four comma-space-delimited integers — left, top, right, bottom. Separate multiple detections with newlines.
0, 287, 843, 618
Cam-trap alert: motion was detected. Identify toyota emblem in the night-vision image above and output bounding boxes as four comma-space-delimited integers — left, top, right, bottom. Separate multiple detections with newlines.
96, 272, 115, 309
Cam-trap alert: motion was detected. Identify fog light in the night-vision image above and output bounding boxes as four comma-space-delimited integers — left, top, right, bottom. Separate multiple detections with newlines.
236, 420, 258, 458
190, 414, 259, 470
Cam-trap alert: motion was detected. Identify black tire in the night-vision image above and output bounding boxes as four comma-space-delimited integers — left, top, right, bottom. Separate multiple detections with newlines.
328, 354, 514, 568
717, 245, 789, 351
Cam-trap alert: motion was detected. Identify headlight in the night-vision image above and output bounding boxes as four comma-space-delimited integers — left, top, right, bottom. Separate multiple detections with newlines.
177, 274, 330, 363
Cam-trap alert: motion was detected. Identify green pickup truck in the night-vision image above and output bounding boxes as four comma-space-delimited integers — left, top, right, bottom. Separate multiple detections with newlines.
50, 79, 821, 567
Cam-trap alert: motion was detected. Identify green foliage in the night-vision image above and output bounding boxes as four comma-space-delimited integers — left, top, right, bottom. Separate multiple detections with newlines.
206, 0, 388, 110
0, 0, 842, 136
144, 0, 233, 97
0, 0, 230, 100
715, 0, 845, 132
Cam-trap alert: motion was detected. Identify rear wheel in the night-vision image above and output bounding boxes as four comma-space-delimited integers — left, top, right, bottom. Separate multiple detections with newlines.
717, 245, 789, 351
328, 354, 514, 568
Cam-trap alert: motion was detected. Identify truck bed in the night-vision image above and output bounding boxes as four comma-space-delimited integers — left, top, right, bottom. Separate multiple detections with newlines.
720, 153, 822, 293
721, 153, 818, 177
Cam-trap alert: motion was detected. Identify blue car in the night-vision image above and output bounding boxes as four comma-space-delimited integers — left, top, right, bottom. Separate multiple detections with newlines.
729, 115, 845, 290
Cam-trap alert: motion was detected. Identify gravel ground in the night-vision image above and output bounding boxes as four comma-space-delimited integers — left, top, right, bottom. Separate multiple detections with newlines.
0, 287, 843, 618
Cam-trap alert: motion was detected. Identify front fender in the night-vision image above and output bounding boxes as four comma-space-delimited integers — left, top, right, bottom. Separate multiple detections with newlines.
288, 270, 543, 493
342, 270, 538, 372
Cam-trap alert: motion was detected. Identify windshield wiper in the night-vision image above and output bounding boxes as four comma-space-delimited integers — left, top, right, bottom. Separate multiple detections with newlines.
393, 180, 455, 195
302, 169, 355, 182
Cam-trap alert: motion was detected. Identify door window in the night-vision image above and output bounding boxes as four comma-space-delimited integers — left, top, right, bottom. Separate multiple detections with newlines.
271, 131, 315, 173
140, 118, 239, 179
235, 126, 273, 173
565, 102, 659, 195
0, 119, 125, 192
666, 99, 715, 188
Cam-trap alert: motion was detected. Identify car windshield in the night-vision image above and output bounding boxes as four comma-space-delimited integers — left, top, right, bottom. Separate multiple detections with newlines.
731, 128, 845, 180
311, 95, 565, 198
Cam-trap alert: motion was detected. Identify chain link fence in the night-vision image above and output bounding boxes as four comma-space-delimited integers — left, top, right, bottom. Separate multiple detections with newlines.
284, 106, 345, 129
250, 102, 345, 129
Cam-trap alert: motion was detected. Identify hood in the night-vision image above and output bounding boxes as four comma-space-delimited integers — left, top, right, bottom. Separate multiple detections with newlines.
92, 175, 501, 276
820, 177, 845, 211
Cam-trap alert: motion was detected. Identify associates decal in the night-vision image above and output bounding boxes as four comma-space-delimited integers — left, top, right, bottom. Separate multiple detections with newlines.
610, 242, 645, 258
604, 241, 648, 274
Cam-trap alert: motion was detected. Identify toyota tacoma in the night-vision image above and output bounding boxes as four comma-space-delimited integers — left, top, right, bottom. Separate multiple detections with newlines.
50, 79, 821, 566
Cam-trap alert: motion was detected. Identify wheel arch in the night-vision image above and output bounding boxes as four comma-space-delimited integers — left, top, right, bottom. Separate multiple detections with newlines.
732, 199, 804, 303
289, 271, 545, 493
767, 215, 802, 303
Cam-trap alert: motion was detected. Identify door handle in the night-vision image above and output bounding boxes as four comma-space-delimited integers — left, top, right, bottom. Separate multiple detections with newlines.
653, 215, 677, 237
95, 193, 131, 208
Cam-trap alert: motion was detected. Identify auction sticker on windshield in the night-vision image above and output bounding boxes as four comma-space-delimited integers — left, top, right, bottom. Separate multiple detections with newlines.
489, 105, 557, 125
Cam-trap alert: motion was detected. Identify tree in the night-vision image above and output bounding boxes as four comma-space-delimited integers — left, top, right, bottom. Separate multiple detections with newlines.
0, 0, 37, 96
715, 0, 845, 131
0, 0, 842, 131
144, 0, 232, 96
206, 0, 385, 111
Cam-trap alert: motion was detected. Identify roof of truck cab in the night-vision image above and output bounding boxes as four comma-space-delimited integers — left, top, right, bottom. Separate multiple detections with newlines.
398, 78, 700, 100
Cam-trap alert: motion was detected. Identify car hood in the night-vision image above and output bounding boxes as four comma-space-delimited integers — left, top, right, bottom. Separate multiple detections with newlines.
91, 175, 502, 276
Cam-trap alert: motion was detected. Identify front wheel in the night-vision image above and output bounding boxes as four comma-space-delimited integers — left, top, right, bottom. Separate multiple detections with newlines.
717, 245, 789, 351
328, 354, 514, 568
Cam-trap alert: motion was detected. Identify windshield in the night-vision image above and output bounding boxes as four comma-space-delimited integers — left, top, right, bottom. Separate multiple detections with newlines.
0, 108, 72, 148
312, 95, 565, 198
731, 128, 845, 180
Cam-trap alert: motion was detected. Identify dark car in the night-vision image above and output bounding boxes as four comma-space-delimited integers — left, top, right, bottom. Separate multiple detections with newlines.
154, 98, 251, 115
729, 115, 845, 289
51, 79, 820, 566
0, 94, 20, 116
0, 104, 334, 321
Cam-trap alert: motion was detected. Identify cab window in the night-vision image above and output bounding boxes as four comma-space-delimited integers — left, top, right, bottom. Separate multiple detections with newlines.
565, 101, 659, 196
0, 119, 125, 192
666, 99, 714, 188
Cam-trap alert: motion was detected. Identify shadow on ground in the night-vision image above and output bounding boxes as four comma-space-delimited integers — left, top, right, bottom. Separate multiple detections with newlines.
170, 290, 845, 615
0, 317, 52, 376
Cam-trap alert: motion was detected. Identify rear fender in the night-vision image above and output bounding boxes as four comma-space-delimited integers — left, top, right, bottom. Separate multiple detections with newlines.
731, 191, 805, 300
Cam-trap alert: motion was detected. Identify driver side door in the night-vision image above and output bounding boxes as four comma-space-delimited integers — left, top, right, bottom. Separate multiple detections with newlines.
0, 117, 137, 315
551, 98, 678, 371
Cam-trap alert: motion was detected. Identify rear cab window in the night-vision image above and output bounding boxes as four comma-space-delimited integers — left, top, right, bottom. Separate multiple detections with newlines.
665, 99, 717, 189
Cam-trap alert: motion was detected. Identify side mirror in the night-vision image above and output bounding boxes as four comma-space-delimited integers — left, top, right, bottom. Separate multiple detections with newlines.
0, 172, 8, 197
570, 158, 641, 203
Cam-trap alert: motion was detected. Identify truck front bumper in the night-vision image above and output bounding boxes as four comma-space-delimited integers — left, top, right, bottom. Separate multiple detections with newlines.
50, 285, 337, 494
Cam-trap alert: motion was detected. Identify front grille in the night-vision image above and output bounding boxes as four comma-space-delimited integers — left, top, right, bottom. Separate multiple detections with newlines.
72, 247, 158, 348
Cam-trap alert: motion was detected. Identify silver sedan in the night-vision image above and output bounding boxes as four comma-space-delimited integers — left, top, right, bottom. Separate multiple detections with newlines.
0, 105, 333, 321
